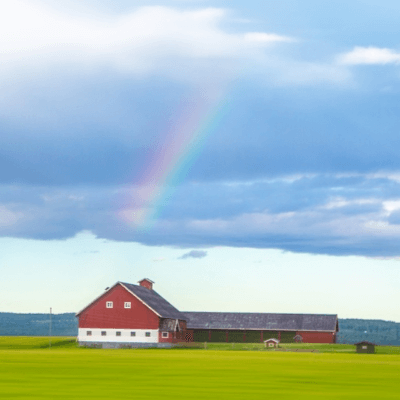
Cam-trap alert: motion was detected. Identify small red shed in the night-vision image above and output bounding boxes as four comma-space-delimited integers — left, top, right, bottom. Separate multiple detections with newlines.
264, 338, 280, 348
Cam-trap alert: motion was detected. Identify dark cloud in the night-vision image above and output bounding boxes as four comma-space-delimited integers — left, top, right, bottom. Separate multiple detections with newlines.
178, 250, 208, 260
1, 174, 400, 256
2, 76, 400, 187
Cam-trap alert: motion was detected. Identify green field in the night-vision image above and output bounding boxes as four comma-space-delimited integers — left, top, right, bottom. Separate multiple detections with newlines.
1, 337, 399, 399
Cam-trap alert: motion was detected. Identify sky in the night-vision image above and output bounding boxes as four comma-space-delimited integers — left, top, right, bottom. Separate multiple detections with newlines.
1, 0, 400, 321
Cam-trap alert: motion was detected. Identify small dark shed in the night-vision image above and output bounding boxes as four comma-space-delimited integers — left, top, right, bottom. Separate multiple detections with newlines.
355, 341, 375, 354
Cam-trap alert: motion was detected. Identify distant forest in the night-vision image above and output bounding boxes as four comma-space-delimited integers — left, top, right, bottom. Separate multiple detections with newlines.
338, 319, 400, 345
0, 313, 78, 337
1, 313, 399, 345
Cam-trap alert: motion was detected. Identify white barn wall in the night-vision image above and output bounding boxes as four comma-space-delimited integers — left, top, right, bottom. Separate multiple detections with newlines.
78, 328, 159, 343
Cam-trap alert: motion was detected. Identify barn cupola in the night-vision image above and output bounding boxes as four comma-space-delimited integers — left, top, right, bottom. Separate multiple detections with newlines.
138, 278, 154, 290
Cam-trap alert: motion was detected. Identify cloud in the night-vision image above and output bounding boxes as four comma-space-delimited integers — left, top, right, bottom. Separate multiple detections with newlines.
0, 1, 351, 90
5, 68, 399, 189
338, 46, 400, 65
0, 2, 293, 79
178, 250, 208, 259
1, 1, 400, 259
243, 32, 294, 43
3, 173, 400, 256
0, 205, 24, 228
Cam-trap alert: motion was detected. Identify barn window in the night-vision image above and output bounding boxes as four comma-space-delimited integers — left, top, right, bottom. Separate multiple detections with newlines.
87, 331, 92, 336
101, 331, 107, 336
116, 331, 121, 336
106, 301, 113, 308
124, 302, 131, 309
145, 332, 151, 337
162, 332, 168, 338
130, 332, 136, 337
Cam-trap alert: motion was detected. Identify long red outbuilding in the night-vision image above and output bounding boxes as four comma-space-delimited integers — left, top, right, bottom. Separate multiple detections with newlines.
76, 279, 339, 348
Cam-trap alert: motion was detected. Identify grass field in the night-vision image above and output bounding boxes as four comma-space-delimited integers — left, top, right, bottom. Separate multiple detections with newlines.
1, 337, 399, 399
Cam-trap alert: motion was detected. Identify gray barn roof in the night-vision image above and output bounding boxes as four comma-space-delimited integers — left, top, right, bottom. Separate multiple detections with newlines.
121, 282, 187, 321
183, 312, 338, 332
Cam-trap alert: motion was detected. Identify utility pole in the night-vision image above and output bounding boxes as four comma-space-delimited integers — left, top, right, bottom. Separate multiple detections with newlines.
49, 307, 52, 349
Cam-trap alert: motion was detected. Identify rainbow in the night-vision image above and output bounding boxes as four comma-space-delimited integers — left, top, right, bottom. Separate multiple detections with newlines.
118, 87, 230, 231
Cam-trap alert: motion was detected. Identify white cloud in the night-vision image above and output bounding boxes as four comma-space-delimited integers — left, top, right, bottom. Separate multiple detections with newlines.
367, 172, 400, 183
322, 197, 378, 210
185, 208, 400, 241
243, 32, 294, 44
338, 46, 400, 65
0, 1, 348, 87
0, 2, 290, 73
382, 200, 400, 214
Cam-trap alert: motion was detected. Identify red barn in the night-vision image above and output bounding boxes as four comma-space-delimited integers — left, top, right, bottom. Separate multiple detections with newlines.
76, 278, 339, 347
76, 279, 188, 348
